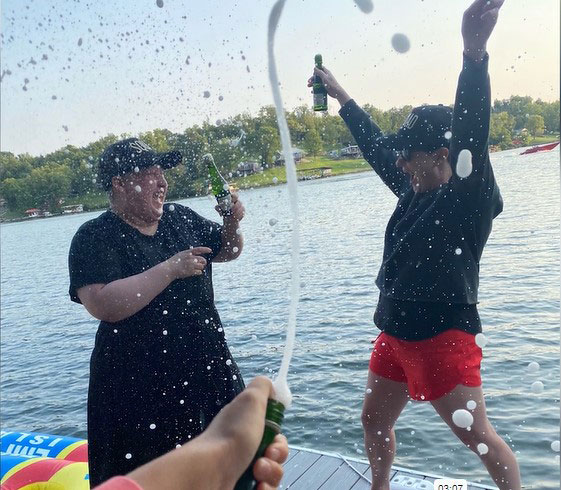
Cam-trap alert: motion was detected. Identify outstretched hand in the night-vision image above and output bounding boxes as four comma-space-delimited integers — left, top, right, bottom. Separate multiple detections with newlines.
462, 0, 505, 61
202, 377, 288, 489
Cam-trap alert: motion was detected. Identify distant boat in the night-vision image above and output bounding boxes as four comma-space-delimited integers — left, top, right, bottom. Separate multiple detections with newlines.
520, 141, 559, 155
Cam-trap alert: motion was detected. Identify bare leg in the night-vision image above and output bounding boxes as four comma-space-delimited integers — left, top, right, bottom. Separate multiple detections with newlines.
431, 384, 521, 490
362, 371, 410, 490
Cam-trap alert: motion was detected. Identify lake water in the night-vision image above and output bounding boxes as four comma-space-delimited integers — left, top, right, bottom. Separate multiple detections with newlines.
1, 147, 560, 488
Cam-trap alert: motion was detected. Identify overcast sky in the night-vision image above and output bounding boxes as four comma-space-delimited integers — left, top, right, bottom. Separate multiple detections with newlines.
1, 0, 559, 156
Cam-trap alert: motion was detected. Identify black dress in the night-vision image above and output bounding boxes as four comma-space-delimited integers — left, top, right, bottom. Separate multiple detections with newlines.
68, 204, 244, 486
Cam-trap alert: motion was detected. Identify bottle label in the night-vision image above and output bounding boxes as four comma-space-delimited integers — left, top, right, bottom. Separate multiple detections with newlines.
217, 195, 233, 214
314, 93, 327, 103
313, 93, 327, 111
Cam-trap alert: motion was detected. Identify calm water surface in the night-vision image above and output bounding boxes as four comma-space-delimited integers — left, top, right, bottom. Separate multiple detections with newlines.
1, 148, 560, 488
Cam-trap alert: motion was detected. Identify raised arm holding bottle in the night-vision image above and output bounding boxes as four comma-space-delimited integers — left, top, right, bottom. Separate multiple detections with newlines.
309, 1, 520, 489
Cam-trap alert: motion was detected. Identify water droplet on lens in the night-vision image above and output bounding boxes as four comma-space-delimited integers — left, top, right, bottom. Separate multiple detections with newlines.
391, 33, 410, 53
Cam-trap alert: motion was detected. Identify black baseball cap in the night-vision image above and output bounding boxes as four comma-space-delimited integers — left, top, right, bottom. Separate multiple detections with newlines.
378, 105, 453, 153
98, 137, 182, 190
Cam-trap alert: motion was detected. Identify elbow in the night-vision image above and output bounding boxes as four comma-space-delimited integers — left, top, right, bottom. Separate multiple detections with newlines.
82, 298, 126, 323
85, 306, 123, 323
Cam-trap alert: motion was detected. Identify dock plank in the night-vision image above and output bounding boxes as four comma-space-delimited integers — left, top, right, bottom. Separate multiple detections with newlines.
282, 450, 322, 488
351, 465, 401, 490
281, 446, 497, 490
285, 447, 300, 465
285, 454, 343, 490
319, 460, 370, 490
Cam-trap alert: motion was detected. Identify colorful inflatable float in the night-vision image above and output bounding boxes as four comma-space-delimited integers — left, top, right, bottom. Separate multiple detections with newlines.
1, 430, 89, 489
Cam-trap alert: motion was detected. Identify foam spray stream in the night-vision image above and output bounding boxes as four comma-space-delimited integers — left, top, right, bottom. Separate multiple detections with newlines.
233, 4, 297, 487
237, 1, 375, 488
267, 0, 373, 402
267, 0, 298, 408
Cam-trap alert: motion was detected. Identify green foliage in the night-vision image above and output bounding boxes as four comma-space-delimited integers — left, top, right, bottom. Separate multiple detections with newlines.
493, 96, 559, 133
1, 95, 558, 217
526, 114, 545, 137
489, 112, 516, 148
0, 177, 32, 210
0, 152, 32, 180
27, 164, 72, 212
302, 127, 323, 156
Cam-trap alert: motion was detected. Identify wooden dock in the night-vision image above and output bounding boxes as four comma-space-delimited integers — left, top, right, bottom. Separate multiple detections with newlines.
281, 445, 498, 490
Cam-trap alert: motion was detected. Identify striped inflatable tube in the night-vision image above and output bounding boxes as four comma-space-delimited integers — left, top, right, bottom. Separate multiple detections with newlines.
1, 431, 89, 489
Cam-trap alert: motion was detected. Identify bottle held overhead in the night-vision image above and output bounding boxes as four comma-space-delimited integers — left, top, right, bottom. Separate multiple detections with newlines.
313, 54, 328, 112
203, 153, 233, 215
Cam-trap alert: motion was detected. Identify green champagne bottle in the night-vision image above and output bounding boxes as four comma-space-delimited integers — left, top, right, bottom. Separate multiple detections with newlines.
234, 398, 285, 490
203, 153, 233, 215
313, 54, 328, 112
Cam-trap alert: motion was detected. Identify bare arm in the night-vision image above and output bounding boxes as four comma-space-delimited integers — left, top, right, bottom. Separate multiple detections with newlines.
307, 65, 407, 196
77, 247, 211, 323
124, 377, 289, 490
213, 191, 244, 263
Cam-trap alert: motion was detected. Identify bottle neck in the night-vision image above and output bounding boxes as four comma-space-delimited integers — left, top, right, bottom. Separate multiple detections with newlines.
208, 164, 229, 196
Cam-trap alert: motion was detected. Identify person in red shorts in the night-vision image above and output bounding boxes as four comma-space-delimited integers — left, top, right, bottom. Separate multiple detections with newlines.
309, 1, 521, 489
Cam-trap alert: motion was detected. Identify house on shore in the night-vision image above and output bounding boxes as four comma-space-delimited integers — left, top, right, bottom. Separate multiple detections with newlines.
61, 204, 84, 214
25, 208, 41, 218
340, 145, 362, 158
237, 161, 261, 175
274, 147, 305, 166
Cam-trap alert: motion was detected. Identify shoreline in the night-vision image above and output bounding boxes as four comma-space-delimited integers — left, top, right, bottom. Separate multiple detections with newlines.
2, 140, 558, 224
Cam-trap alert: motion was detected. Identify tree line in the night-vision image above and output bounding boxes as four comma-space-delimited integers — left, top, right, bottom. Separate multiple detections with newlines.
0, 95, 558, 214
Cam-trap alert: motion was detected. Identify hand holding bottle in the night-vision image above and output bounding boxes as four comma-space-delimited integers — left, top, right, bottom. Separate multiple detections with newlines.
215, 190, 245, 221
206, 377, 288, 490
312, 54, 328, 111
121, 377, 288, 490
307, 65, 352, 106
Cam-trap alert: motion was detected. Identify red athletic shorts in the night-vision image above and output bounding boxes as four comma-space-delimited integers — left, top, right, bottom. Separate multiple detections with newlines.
369, 329, 482, 401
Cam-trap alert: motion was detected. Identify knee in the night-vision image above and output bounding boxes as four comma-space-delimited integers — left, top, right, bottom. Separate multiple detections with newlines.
361, 408, 389, 432
455, 425, 496, 452
361, 409, 372, 429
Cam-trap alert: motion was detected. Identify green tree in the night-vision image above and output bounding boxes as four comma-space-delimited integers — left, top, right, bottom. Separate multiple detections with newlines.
243, 106, 280, 166
493, 95, 534, 130
385, 106, 414, 132
69, 159, 96, 197
27, 164, 72, 212
526, 114, 545, 137
0, 152, 32, 180
489, 112, 515, 149
302, 126, 322, 156
286, 106, 310, 145
140, 129, 172, 152
0, 177, 33, 210
363, 104, 391, 133
541, 101, 560, 133
315, 114, 352, 150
